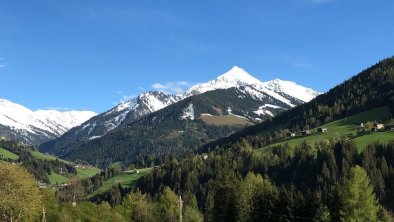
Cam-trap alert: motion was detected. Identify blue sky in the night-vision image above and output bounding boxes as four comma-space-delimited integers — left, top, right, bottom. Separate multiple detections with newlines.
1, 0, 393, 113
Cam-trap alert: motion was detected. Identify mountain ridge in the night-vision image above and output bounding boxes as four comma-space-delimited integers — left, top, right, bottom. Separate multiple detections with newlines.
1, 66, 319, 153
40, 68, 319, 167
54, 66, 319, 145
0, 99, 96, 145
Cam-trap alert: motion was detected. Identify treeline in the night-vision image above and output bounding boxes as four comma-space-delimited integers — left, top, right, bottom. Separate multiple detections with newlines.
136, 139, 394, 221
0, 139, 76, 184
202, 57, 394, 152
40, 185, 203, 222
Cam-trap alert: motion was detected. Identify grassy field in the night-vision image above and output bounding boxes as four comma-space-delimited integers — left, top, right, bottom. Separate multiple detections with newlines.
76, 167, 102, 179
89, 168, 152, 197
0, 148, 19, 160
31, 150, 101, 179
200, 114, 252, 126
353, 132, 394, 149
31, 150, 59, 161
254, 107, 393, 154
48, 172, 69, 185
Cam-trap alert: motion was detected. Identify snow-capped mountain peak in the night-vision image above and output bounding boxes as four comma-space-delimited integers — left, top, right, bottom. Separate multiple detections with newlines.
184, 66, 319, 105
185, 66, 263, 96
0, 98, 96, 145
215, 66, 263, 86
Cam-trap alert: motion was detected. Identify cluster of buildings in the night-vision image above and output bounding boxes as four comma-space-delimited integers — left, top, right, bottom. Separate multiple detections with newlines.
358, 122, 394, 132
285, 121, 393, 138
286, 127, 328, 138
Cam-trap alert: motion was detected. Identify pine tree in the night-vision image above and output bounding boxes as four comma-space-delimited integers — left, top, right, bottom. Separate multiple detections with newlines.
339, 166, 379, 222
236, 172, 264, 222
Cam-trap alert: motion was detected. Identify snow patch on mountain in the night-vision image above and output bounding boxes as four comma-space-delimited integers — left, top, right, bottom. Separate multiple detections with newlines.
139, 92, 180, 113
254, 104, 285, 117
241, 85, 295, 107
259, 104, 284, 109
227, 107, 248, 119
181, 103, 195, 120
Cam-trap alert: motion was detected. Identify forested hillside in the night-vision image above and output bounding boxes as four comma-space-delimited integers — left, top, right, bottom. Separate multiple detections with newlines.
203, 57, 394, 152
136, 139, 394, 221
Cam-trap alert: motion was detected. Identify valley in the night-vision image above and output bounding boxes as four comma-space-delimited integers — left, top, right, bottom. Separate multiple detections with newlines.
2, 1, 394, 221
1, 57, 394, 221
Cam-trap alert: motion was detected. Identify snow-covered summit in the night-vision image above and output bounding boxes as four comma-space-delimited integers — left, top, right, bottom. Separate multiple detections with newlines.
34, 110, 97, 130
185, 66, 263, 96
184, 66, 319, 104
215, 66, 263, 86
0, 98, 96, 144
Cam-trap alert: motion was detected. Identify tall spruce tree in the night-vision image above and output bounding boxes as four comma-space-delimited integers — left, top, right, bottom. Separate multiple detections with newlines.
340, 166, 379, 222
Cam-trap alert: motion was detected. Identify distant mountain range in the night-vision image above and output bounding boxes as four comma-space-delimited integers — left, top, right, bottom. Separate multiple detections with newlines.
52, 66, 318, 143
38, 66, 319, 166
0, 99, 96, 145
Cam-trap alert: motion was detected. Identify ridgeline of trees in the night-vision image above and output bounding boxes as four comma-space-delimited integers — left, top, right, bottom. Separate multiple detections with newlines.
136, 139, 394, 221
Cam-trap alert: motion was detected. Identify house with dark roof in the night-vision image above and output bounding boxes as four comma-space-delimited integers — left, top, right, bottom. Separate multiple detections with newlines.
317, 128, 328, 133
299, 130, 311, 136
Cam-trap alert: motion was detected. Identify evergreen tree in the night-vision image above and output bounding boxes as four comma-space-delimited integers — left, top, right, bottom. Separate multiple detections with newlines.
159, 187, 180, 222
313, 204, 331, 222
340, 166, 379, 222
236, 172, 264, 222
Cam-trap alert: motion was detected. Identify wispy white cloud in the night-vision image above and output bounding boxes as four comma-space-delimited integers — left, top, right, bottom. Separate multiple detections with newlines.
47, 107, 74, 111
169, 34, 216, 52
0, 57, 7, 69
151, 81, 195, 95
113, 90, 136, 105
119, 95, 135, 103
